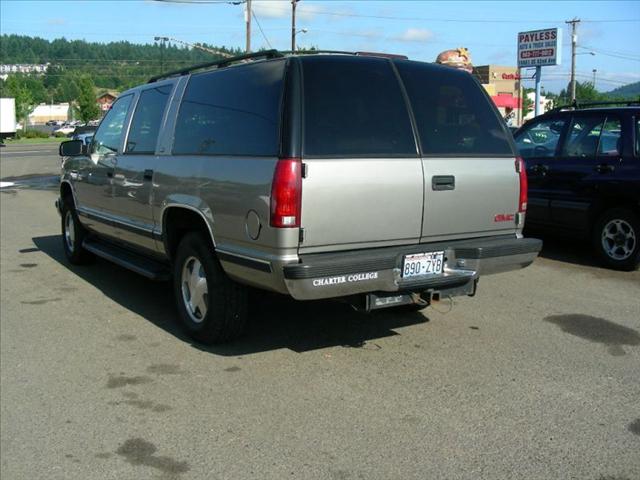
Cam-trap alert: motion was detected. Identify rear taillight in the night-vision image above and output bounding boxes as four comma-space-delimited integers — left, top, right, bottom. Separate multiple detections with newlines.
270, 158, 302, 228
516, 157, 528, 213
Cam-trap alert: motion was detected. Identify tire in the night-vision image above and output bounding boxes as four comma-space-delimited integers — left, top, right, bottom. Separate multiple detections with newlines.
60, 197, 93, 265
593, 208, 640, 271
173, 232, 248, 344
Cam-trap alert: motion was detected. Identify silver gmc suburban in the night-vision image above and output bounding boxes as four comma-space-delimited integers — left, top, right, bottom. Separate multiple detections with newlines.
56, 50, 542, 344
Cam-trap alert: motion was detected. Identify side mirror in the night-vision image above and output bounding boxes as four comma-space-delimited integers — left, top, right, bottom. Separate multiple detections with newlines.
59, 140, 85, 157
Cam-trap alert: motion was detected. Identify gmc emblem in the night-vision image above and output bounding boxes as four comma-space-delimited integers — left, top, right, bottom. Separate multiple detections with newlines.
494, 214, 515, 223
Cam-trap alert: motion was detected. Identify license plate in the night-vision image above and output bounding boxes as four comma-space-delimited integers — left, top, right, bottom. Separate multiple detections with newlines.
402, 251, 444, 278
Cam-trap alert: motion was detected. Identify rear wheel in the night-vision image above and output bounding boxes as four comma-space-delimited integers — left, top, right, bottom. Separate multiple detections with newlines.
593, 208, 639, 271
173, 232, 248, 344
60, 198, 93, 265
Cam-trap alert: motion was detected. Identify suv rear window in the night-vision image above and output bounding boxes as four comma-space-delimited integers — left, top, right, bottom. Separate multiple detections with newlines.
173, 60, 285, 156
301, 56, 417, 157
395, 60, 513, 156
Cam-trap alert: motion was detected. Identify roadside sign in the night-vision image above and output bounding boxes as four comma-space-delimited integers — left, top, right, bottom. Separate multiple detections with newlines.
517, 28, 562, 68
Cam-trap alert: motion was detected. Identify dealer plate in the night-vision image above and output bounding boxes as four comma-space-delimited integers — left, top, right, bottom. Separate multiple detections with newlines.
402, 251, 444, 278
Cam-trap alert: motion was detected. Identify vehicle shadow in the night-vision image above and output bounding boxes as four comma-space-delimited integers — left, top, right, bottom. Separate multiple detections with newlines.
33, 235, 429, 356
529, 232, 601, 269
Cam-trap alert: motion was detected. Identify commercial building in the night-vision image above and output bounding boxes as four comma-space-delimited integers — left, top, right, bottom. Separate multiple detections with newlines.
473, 65, 523, 126
524, 91, 554, 121
28, 103, 70, 124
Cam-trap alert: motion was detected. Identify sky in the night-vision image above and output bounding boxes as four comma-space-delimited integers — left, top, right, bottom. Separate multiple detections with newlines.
1, 0, 639, 93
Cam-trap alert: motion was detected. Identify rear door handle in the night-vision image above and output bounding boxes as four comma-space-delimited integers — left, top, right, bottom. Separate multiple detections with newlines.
595, 164, 615, 174
432, 175, 455, 191
143, 169, 154, 181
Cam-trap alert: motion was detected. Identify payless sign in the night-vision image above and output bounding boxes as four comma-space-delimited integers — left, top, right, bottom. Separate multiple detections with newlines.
517, 28, 562, 67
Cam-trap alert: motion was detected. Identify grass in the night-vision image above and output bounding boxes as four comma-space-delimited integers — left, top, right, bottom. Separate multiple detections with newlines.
2, 137, 65, 145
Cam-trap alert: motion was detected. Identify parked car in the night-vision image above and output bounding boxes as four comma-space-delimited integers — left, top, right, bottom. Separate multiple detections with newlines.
57, 50, 542, 344
514, 102, 640, 270
53, 125, 75, 136
71, 125, 96, 145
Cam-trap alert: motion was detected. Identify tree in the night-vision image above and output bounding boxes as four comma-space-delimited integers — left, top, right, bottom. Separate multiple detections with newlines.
3, 75, 34, 124
77, 76, 100, 122
522, 87, 534, 114
55, 73, 81, 103
557, 81, 602, 106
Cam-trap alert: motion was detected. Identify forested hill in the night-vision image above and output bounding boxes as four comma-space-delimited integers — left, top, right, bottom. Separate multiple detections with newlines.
603, 81, 640, 100
0, 34, 241, 90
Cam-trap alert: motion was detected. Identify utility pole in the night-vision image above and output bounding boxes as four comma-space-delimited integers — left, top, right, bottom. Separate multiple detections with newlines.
160, 40, 164, 72
566, 18, 580, 103
154, 36, 166, 73
291, 0, 299, 51
517, 67, 523, 126
592, 69, 597, 88
245, 0, 252, 53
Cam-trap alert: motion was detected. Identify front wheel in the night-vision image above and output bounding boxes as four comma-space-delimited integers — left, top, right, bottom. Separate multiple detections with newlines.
173, 232, 248, 344
593, 208, 639, 271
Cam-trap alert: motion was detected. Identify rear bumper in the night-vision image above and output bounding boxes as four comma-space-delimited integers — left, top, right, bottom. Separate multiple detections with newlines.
282, 236, 542, 300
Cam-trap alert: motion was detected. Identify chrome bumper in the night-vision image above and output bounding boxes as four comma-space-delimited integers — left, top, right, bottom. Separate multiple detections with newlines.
282, 236, 542, 301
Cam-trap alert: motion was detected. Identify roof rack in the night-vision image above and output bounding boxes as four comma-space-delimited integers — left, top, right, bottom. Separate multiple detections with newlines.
148, 48, 411, 83
547, 98, 640, 114
148, 49, 284, 83
277, 49, 353, 56
279, 49, 408, 59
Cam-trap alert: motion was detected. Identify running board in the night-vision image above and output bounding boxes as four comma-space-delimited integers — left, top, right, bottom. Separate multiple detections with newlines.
82, 238, 171, 281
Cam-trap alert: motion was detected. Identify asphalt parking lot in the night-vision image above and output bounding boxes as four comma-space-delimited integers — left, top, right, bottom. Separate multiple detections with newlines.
1, 144, 639, 480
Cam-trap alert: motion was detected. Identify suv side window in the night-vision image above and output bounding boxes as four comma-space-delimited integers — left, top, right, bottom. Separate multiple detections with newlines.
173, 60, 285, 156
635, 118, 640, 156
301, 56, 416, 157
562, 115, 604, 158
396, 60, 512, 155
515, 117, 566, 159
91, 95, 133, 155
598, 117, 622, 156
125, 84, 173, 154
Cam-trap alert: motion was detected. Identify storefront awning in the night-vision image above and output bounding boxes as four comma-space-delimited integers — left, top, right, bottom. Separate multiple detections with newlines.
492, 94, 521, 109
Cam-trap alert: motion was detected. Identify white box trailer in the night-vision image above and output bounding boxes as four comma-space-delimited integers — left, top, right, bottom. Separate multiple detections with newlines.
1, 98, 17, 140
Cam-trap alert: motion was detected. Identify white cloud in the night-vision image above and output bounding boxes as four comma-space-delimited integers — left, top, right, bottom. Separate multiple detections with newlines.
251, 1, 324, 21
297, 4, 325, 21
47, 18, 66, 26
395, 28, 434, 43
252, 1, 289, 19
488, 49, 513, 63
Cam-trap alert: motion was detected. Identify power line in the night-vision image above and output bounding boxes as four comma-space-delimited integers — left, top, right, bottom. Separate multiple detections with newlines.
578, 46, 640, 62
253, 5, 640, 24
522, 73, 632, 86
581, 45, 640, 58
251, 10, 273, 49
154, 0, 242, 4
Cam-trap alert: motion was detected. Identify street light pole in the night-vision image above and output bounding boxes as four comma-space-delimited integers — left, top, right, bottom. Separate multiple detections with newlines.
566, 18, 580, 103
